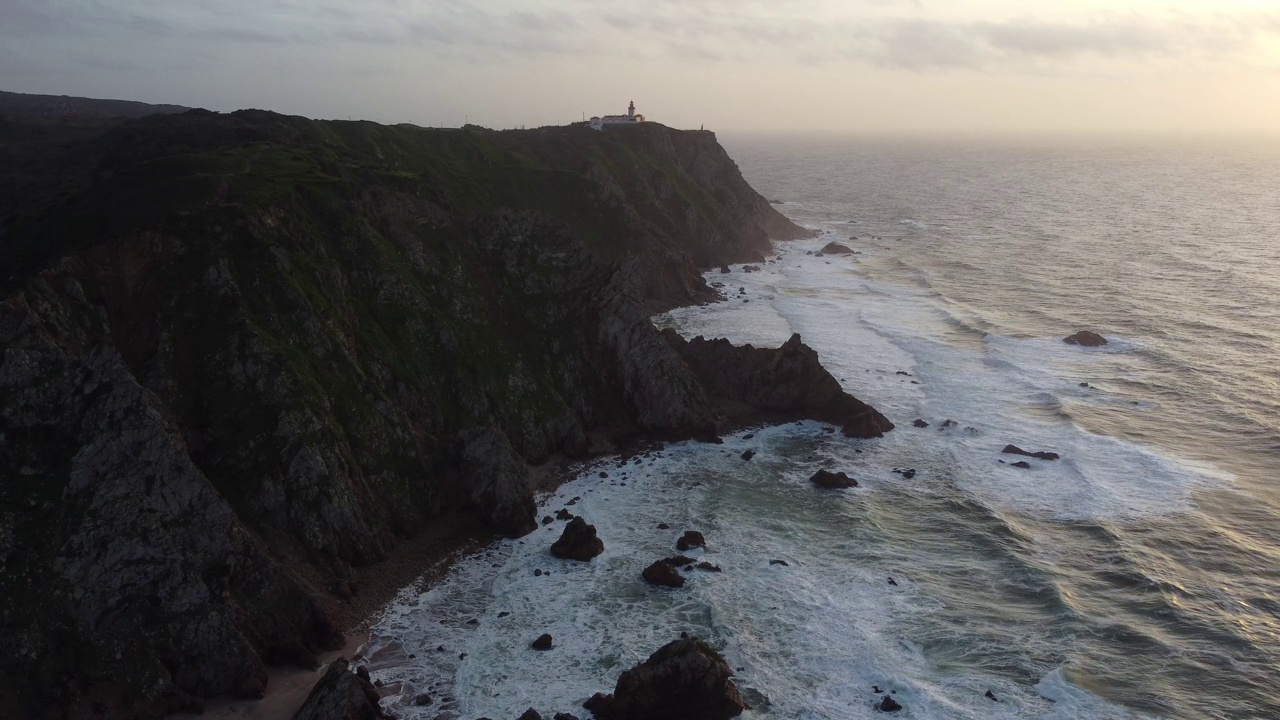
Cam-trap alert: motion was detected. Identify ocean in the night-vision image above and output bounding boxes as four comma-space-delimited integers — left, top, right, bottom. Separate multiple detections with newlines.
365, 135, 1280, 719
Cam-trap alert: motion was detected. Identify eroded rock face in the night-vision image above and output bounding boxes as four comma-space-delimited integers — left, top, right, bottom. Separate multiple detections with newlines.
586, 638, 747, 720
461, 427, 538, 537
292, 658, 392, 720
661, 331, 894, 437
1064, 330, 1108, 346
550, 517, 605, 561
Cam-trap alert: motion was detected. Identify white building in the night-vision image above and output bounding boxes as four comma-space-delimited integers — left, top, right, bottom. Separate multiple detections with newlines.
589, 100, 645, 130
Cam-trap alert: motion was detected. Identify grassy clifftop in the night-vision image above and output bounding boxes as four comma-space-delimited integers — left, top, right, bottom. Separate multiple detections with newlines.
0, 109, 807, 718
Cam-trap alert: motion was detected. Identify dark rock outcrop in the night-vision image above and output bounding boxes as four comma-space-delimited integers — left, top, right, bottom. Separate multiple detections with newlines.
1011, 461, 1032, 469
519, 710, 543, 720
1002, 445, 1060, 461
661, 332, 893, 437
1064, 330, 1108, 346
676, 530, 707, 551
912, 419, 929, 428
292, 658, 392, 720
550, 517, 605, 561
532, 634, 554, 651
585, 638, 746, 720
879, 695, 902, 712
643, 561, 686, 588
820, 242, 854, 254
810, 470, 858, 488
740, 449, 755, 461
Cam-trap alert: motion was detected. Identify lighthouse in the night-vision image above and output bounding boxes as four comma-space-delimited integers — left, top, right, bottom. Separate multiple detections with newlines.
587, 101, 646, 130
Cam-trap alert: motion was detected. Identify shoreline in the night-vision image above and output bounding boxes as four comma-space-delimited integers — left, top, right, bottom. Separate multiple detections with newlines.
181, 454, 595, 719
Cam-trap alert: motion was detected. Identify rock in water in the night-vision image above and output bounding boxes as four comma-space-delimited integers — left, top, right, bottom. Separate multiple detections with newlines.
879, 695, 903, 712
820, 242, 854, 254
1011, 461, 1032, 469
293, 658, 392, 720
1001, 444, 1060, 461
810, 470, 858, 488
720, 265, 731, 273
659, 331, 894, 438
912, 419, 929, 428
677, 530, 707, 551
519, 710, 543, 720
550, 518, 604, 561
1063, 330, 1108, 346
740, 449, 755, 461
532, 634, 554, 651
643, 560, 686, 588
585, 638, 747, 720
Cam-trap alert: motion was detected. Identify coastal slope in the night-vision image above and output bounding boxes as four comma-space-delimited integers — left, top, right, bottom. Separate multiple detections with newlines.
0, 110, 878, 718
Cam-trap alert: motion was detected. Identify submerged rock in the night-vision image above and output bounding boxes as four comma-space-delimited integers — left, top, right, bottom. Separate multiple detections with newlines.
1011, 461, 1032, 469
810, 469, 858, 489
879, 695, 903, 712
585, 638, 747, 720
550, 517, 604, 561
820, 241, 854, 254
643, 560, 686, 588
912, 419, 929, 428
1064, 330, 1108, 346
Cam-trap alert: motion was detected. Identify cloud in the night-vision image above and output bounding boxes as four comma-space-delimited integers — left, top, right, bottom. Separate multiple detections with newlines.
6, 0, 1280, 75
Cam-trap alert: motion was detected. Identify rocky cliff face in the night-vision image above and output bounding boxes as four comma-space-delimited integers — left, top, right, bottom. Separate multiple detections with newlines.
0, 111, 876, 719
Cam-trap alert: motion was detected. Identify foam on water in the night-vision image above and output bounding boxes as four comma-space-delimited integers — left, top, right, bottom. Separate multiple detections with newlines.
362, 232, 1235, 718
369, 428, 1139, 719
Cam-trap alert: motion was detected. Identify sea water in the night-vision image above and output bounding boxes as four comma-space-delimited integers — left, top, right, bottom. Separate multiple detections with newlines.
368, 136, 1280, 719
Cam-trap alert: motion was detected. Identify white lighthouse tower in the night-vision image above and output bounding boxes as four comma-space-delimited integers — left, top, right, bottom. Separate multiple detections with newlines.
588, 101, 646, 130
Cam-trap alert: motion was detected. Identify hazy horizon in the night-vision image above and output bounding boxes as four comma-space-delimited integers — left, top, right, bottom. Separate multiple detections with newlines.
4, 0, 1279, 135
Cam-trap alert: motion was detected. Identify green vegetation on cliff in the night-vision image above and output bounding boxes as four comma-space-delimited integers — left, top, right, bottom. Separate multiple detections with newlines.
0, 109, 809, 718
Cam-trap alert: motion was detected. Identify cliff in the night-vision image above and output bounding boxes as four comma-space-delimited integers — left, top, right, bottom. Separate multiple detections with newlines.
0, 110, 873, 719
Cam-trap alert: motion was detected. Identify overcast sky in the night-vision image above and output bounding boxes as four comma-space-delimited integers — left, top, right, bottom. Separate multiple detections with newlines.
3, 0, 1279, 134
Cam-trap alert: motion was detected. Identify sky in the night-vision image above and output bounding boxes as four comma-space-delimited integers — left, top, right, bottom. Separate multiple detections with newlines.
3, 0, 1280, 134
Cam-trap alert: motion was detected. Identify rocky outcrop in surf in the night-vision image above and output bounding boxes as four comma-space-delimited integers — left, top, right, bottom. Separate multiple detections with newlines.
550, 518, 605, 561
661, 331, 895, 437
1064, 330, 1108, 346
1002, 445, 1061, 461
584, 638, 747, 720
810, 469, 858, 488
